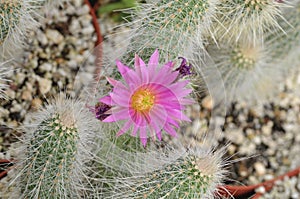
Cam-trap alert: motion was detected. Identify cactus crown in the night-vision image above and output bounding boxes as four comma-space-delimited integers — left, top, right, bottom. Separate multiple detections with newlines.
22, 113, 79, 198
134, 155, 214, 198
230, 45, 259, 70
110, 147, 224, 199
148, 0, 209, 34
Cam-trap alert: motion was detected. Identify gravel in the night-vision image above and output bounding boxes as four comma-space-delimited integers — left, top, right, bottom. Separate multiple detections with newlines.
0, 0, 96, 152
1, 0, 300, 198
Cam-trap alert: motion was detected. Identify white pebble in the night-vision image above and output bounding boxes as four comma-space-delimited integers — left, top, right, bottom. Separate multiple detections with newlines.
46, 29, 64, 44
38, 78, 52, 94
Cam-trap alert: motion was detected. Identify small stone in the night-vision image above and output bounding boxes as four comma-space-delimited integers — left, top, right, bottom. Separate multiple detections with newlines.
82, 26, 95, 35
254, 162, 266, 176
10, 102, 22, 112
37, 29, 48, 45
249, 175, 259, 184
255, 186, 266, 194
31, 98, 43, 110
46, 29, 64, 44
70, 19, 80, 34
253, 136, 261, 145
227, 144, 236, 155
291, 192, 299, 199
21, 90, 32, 101
238, 163, 248, 177
262, 123, 272, 135
38, 78, 52, 94
5, 89, 15, 99
264, 174, 274, 181
16, 73, 26, 85
39, 63, 52, 72
226, 128, 244, 145
77, 5, 90, 15
79, 15, 92, 27
202, 95, 213, 110
30, 58, 38, 69
239, 142, 256, 155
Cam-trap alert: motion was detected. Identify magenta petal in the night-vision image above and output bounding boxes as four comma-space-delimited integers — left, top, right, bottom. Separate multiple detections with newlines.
116, 60, 130, 75
148, 49, 159, 66
140, 62, 149, 84
149, 105, 167, 124
179, 98, 195, 105
165, 61, 174, 68
106, 77, 128, 91
134, 54, 142, 75
168, 109, 191, 122
100, 95, 113, 105
110, 93, 130, 107
170, 80, 189, 89
106, 77, 118, 86
131, 123, 139, 136
116, 60, 141, 87
102, 108, 129, 122
123, 70, 141, 88
166, 117, 180, 128
151, 71, 179, 86
148, 49, 159, 75
130, 110, 147, 127
163, 123, 177, 137
117, 120, 132, 136
156, 130, 162, 140
139, 126, 147, 147
112, 84, 130, 98
149, 105, 168, 134
134, 54, 149, 83
181, 113, 192, 122
148, 125, 156, 140
148, 114, 162, 134
150, 121, 162, 140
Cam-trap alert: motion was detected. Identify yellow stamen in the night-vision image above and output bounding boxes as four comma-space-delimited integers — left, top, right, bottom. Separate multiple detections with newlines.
131, 88, 155, 112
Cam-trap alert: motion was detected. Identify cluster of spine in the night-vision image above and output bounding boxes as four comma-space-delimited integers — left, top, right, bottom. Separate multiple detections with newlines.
0, 61, 10, 98
0, 0, 37, 58
21, 114, 79, 198
107, 146, 226, 199
11, 96, 99, 198
0, 1, 22, 45
120, 0, 218, 63
215, 0, 287, 42
0, 0, 66, 59
203, 37, 284, 103
192, 0, 297, 103
267, 1, 300, 59
127, 156, 213, 198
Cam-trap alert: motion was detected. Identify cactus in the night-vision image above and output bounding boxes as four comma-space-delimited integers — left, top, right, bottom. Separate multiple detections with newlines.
119, 0, 218, 62
107, 145, 227, 199
267, 1, 300, 60
214, 0, 288, 43
204, 36, 284, 103
11, 95, 100, 198
0, 0, 39, 58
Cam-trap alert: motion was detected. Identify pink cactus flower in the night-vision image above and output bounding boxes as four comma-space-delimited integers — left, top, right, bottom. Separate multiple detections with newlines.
100, 49, 194, 146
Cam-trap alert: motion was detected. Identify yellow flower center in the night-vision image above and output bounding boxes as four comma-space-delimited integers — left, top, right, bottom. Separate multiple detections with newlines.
131, 88, 155, 112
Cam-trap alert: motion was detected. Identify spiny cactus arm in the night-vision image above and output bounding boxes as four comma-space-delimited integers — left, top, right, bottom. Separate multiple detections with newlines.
10, 95, 101, 198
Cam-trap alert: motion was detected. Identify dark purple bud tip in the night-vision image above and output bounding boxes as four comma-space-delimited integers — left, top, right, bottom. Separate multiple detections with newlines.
92, 102, 112, 121
176, 57, 193, 77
